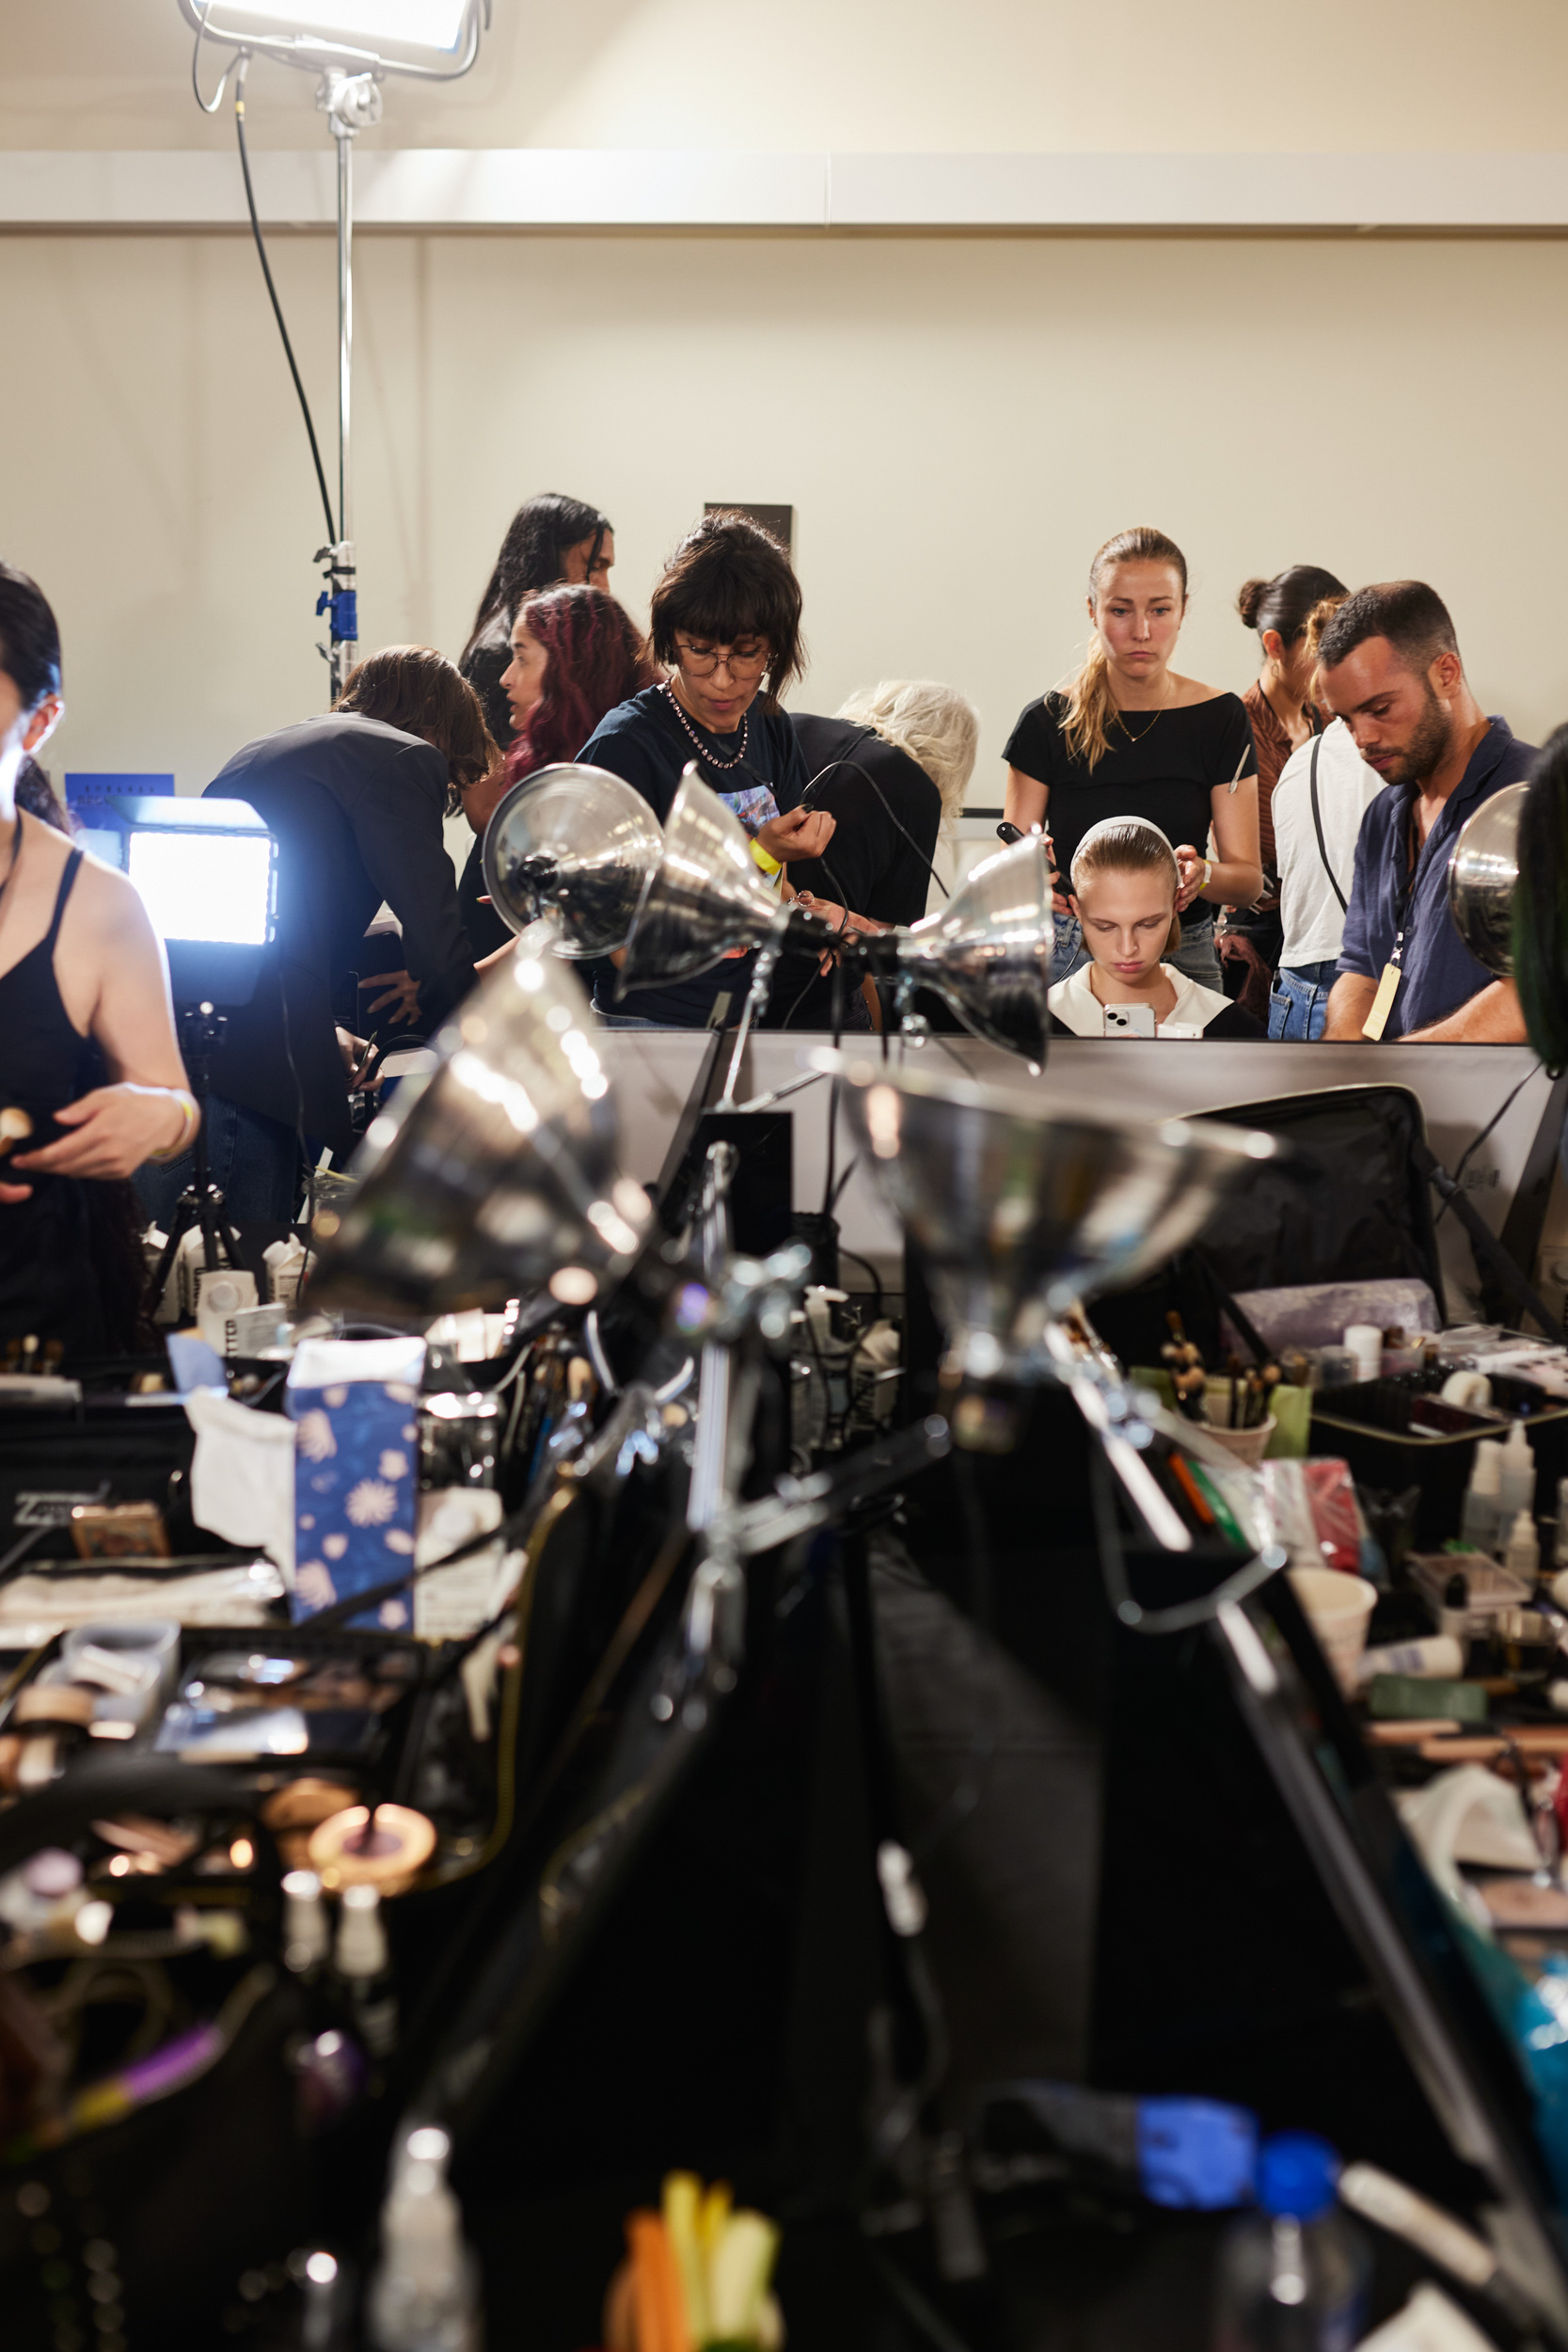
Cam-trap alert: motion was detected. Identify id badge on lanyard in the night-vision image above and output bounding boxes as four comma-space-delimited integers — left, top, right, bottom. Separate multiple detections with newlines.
1362, 809, 1418, 1041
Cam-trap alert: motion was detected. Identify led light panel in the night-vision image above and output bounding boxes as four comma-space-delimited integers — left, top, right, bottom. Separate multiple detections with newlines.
128, 830, 275, 947
207, 0, 471, 53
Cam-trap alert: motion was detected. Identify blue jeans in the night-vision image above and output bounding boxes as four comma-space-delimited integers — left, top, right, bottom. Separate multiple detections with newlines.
596, 1012, 663, 1029
1268, 960, 1339, 1041
1053, 909, 1222, 990
135, 1092, 305, 1228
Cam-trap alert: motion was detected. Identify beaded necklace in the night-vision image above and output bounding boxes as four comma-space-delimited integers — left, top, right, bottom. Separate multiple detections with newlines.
660, 680, 751, 771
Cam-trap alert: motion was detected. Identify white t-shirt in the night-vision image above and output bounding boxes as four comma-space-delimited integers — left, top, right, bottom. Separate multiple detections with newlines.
1049, 962, 1233, 1038
1273, 719, 1385, 970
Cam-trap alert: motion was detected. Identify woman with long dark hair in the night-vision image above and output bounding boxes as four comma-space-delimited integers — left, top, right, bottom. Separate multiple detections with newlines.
457, 584, 654, 959
0, 564, 194, 1359
1003, 526, 1262, 987
459, 493, 613, 748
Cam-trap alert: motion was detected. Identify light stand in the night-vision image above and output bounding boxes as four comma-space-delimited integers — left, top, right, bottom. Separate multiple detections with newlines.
315, 66, 379, 698
145, 1002, 252, 1311
181, 0, 491, 698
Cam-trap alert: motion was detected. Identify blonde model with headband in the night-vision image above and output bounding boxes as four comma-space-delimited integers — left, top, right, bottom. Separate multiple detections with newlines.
1049, 818, 1263, 1040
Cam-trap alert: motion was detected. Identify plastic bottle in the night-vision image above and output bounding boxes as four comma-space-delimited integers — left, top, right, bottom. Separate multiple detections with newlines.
282, 1867, 331, 1978
367, 2125, 481, 2352
1499, 1420, 1536, 1521
1460, 1439, 1503, 1553
1504, 1510, 1541, 1584
1212, 2132, 1370, 2352
334, 1883, 398, 2058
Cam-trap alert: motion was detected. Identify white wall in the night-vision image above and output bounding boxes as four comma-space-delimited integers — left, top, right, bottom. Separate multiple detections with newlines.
7, 225, 1568, 801
5, 0, 1567, 154
5, 1, 1568, 801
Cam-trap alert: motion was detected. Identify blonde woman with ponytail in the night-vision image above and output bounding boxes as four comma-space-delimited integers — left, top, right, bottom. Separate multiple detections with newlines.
1003, 527, 1262, 987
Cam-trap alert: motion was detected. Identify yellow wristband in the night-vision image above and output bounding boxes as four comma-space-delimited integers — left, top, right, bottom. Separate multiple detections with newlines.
149, 1091, 198, 1164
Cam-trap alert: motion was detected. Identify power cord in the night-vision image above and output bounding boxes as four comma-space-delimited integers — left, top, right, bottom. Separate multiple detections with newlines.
230, 55, 338, 545
1433, 1061, 1543, 1225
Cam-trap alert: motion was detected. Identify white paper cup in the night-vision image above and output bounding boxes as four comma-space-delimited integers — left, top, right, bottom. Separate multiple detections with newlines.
1289, 1568, 1378, 1693
1201, 1413, 1276, 1469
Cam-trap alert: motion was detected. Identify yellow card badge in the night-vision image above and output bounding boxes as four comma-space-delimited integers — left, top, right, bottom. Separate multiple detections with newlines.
1362, 962, 1402, 1041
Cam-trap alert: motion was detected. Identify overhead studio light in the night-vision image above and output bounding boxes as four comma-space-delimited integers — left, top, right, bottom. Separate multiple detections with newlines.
177, 0, 486, 77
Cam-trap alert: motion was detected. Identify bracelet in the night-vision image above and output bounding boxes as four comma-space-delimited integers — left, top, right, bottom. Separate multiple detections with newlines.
1200, 858, 1214, 893
148, 1090, 198, 1164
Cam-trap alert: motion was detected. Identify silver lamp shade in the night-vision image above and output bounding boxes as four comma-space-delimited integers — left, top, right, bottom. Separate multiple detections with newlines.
1449, 780, 1527, 979
618, 772, 1053, 1061
618, 765, 799, 992
481, 763, 664, 955
816, 1051, 1275, 1383
895, 835, 1053, 1066
309, 934, 651, 1316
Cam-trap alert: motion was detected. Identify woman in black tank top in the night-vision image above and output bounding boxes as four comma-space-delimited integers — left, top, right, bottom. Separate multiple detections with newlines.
0, 567, 197, 1360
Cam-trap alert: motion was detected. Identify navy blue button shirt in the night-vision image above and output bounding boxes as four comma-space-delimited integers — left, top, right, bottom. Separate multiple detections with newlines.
1337, 717, 1537, 1038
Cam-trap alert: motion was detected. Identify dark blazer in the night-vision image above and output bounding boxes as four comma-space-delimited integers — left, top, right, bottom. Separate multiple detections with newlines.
201, 714, 475, 1154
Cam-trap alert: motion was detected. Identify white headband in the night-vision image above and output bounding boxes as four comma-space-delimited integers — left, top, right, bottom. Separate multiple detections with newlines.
1069, 814, 1177, 886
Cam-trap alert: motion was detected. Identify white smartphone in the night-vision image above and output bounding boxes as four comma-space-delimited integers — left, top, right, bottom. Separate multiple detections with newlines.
1103, 1003, 1156, 1038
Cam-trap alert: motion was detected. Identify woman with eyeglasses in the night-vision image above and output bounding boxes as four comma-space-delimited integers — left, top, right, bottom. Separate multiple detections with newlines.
578, 510, 835, 1027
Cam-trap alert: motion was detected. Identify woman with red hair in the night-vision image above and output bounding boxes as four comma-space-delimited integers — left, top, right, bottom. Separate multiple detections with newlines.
457, 583, 655, 958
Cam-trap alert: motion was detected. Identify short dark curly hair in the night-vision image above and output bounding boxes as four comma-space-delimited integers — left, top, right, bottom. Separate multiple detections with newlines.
1316, 580, 1459, 679
647, 510, 804, 707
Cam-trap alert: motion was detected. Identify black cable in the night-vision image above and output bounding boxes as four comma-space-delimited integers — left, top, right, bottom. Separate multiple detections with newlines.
798, 744, 951, 900
1433, 1062, 1543, 1226
233, 59, 338, 544
839, 1247, 883, 1323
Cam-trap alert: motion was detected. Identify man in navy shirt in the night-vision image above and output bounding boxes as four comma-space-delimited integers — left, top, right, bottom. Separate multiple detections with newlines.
1319, 581, 1535, 1042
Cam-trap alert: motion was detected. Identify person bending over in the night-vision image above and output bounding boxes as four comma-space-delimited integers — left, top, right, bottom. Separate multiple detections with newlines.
578, 511, 833, 1029
460, 492, 614, 749
459, 583, 655, 961
137, 648, 506, 1228
1223, 564, 1348, 1018
1048, 818, 1263, 1040
1318, 582, 1534, 1042
784, 680, 979, 1028
0, 564, 194, 1358
1003, 525, 1262, 989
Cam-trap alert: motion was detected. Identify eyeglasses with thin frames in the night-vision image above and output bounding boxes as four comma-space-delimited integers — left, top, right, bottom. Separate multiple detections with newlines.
673, 636, 769, 680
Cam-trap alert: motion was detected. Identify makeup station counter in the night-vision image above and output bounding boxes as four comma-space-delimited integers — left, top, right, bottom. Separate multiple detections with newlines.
1, 1017, 1568, 2348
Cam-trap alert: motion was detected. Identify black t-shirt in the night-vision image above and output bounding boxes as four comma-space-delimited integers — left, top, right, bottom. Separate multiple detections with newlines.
773, 715, 943, 1030
578, 685, 808, 1026
786, 716, 942, 927
1003, 691, 1256, 881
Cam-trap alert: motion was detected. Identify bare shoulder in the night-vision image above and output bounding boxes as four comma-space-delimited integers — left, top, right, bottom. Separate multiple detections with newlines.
60, 843, 157, 943
1167, 675, 1239, 710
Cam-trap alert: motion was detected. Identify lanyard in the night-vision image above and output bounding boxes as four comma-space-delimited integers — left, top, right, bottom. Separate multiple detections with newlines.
1363, 801, 1427, 1039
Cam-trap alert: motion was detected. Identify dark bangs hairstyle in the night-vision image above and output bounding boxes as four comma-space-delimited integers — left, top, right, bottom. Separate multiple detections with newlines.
648, 510, 804, 708
0, 560, 71, 834
466, 492, 611, 653
334, 645, 499, 812
504, 585, 655, 784
1515, 725, 1568, 1069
